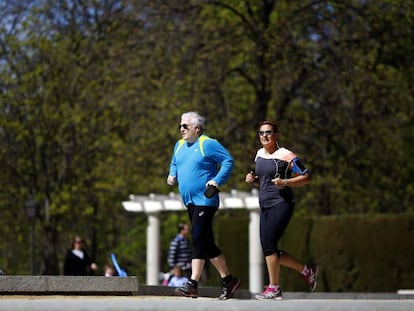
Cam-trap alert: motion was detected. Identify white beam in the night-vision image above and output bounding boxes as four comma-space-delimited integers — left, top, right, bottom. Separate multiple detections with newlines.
122, 201, 143, 212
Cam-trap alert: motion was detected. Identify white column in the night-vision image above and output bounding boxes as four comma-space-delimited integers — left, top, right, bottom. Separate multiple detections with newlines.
146, 212, 160, 285
248, 209, 263, 293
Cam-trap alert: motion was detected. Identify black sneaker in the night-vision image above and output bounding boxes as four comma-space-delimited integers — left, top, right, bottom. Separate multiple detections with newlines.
175, 280, 198, 298
219, 277, 241, 300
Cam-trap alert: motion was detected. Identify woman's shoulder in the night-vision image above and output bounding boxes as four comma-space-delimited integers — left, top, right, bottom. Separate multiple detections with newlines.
275, 147, 297, 161
256, 147, 297, 161
256, 147, 265, 157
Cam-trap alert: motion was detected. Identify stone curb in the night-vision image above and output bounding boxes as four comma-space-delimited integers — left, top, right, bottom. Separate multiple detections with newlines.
0, 276, 413, 300
0, 276, 139, 295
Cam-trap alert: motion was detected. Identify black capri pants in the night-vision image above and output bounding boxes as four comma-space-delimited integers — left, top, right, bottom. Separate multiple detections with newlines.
260, 200, 294, 257
187, 205, 222, 259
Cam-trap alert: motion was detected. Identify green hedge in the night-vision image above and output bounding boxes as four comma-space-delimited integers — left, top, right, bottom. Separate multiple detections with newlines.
214, 212, 414, 292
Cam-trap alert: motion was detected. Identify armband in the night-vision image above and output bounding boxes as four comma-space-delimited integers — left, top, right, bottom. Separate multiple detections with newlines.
292, 158, 308, 175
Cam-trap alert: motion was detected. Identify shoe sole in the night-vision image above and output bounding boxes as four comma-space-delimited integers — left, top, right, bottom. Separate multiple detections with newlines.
219, 279, 241, 300
255, 295, 283, 301
175, 289, 198, 299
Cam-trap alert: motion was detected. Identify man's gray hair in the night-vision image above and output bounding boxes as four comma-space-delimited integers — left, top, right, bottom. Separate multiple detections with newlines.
181, 111, 205, 133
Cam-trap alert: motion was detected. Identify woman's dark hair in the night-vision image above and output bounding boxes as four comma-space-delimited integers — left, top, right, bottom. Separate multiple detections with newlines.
258, 121, 279, 133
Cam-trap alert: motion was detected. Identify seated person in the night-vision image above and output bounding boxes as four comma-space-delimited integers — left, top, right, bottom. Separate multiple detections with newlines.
168, 265, 189, 287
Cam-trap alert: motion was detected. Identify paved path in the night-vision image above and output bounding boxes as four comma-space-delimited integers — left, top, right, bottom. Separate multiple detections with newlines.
0, 295, 413, 311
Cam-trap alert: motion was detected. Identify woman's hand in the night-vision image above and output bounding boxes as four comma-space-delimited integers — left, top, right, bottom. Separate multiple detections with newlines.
245, 171, 257, 184
271, 177, 288, 187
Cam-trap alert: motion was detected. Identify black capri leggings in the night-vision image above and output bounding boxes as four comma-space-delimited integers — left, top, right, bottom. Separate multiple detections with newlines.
187, 205, 222, 259
260, 200, 294, 257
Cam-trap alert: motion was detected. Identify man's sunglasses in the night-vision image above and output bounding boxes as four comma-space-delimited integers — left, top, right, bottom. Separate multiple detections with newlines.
178, 124, 191, 130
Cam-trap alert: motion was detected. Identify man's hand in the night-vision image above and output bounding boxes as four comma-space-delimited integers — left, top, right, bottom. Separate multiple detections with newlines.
206, 180, 218, 188
167, 175, 176, 186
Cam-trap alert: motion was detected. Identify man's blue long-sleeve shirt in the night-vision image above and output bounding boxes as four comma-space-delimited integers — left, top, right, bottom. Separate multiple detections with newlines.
168, 135, 234, 207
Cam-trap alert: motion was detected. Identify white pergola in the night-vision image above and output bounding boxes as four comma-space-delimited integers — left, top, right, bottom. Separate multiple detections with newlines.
122, 189, 263, 294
